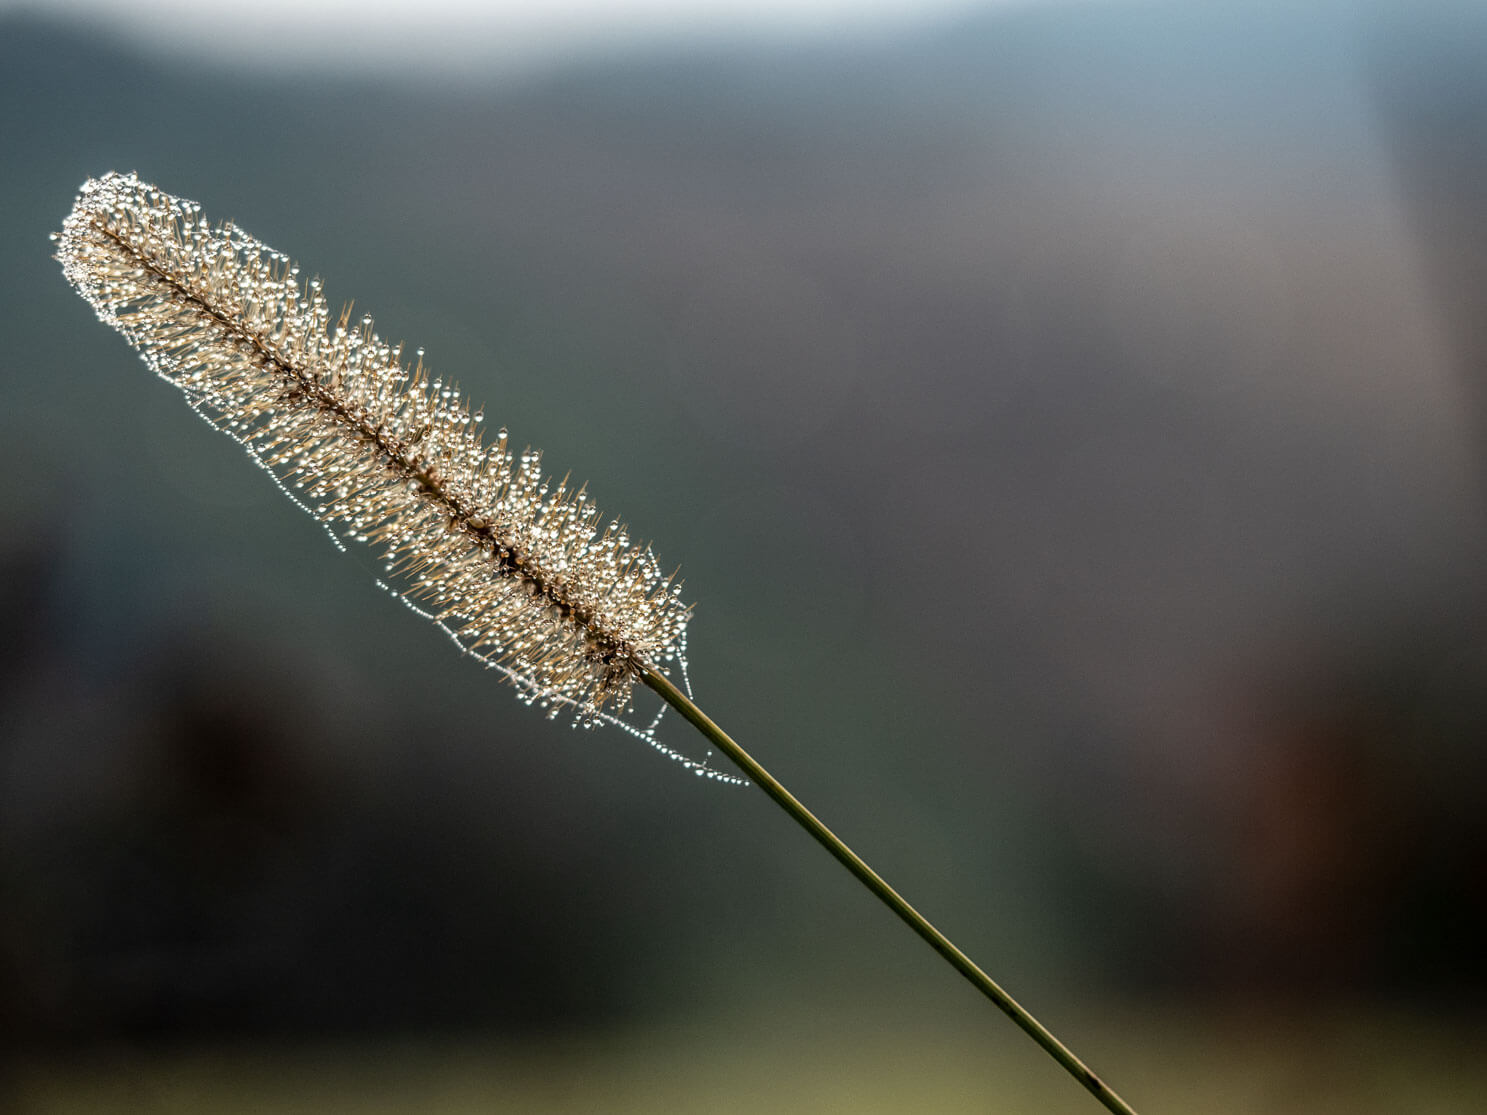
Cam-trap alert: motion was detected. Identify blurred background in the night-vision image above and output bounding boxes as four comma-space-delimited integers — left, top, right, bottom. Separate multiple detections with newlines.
2, 0, 1486, 1110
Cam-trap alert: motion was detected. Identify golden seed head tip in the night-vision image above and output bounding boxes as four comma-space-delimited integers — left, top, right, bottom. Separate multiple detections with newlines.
57, 172, 690, 716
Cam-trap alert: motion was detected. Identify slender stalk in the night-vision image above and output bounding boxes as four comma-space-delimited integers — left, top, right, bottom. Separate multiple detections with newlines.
642, 667, 1140, 1115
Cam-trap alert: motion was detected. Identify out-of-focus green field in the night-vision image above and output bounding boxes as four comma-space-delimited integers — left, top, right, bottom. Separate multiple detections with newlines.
10, 1007, 1486, 1114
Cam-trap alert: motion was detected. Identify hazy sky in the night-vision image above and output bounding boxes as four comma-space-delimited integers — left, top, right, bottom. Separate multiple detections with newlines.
5, 0, 1018, 76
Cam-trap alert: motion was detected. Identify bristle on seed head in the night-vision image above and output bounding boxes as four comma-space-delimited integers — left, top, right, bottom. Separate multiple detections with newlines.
56, 172, 690, 717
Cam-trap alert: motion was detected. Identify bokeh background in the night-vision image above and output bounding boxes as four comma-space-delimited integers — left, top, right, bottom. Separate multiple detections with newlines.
3, 1, 1486, 1111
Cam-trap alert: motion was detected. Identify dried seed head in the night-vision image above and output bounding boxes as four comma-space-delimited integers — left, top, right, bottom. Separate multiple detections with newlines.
56, 172, 690, 717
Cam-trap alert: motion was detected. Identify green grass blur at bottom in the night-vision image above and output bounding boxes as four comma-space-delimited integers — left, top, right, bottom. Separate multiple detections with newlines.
11, 1005, 1486, 1114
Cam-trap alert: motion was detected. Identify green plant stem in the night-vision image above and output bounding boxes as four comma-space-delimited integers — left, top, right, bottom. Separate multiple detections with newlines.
642, 667, 1140, 1115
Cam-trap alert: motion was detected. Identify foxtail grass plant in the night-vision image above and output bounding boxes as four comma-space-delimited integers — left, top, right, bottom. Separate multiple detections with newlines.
56, 172, 1140, 1115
